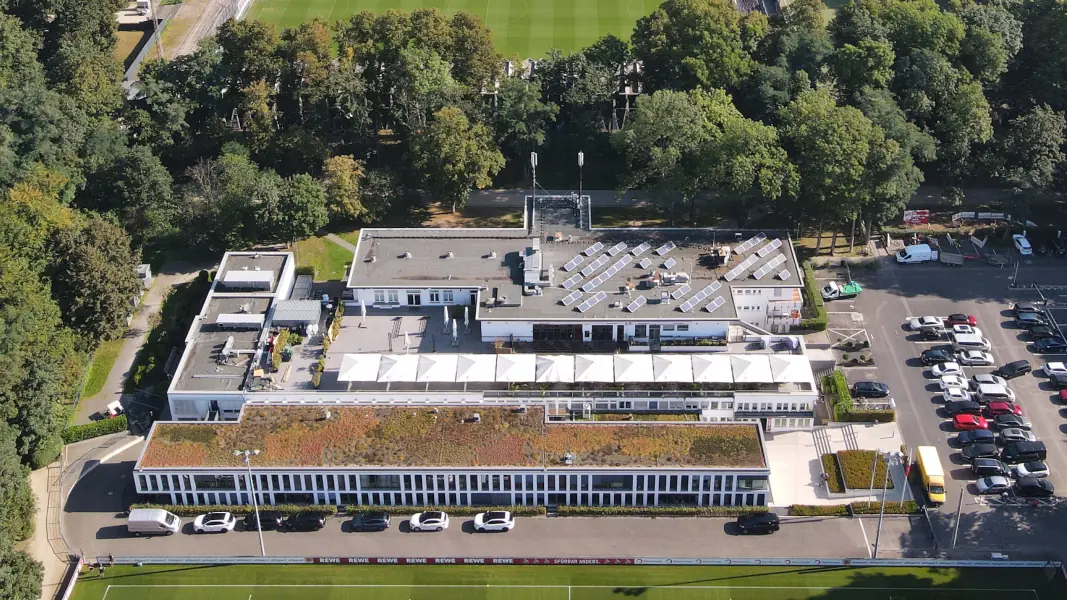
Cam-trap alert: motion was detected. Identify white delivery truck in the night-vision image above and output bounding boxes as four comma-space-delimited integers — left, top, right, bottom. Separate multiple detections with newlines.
127, 508, 181, 536
896, 243, 938, 264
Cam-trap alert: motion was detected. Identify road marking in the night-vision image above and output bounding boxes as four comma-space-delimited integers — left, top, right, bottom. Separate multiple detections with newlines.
857, 517, 872, 558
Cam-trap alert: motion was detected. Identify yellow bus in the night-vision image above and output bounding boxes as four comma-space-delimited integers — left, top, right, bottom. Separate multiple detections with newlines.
916, 446, 945, 506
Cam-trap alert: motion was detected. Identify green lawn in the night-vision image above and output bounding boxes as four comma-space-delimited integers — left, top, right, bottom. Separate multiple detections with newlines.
245, 0, 655, 57
82, 337, 125, 399
292, 235, 352, 282
72, 564, 1065, 600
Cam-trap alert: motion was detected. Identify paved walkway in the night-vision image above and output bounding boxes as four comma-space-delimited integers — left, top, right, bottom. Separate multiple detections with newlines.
325, 233, 356, 252
21, 468, 67, 600
74, 262, 208, 425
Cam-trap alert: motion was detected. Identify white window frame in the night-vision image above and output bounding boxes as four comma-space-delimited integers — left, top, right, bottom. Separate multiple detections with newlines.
387, 290, 399, 303
373, 290, 386, 303
429, 290, 441, 303
443, 290, 454, 303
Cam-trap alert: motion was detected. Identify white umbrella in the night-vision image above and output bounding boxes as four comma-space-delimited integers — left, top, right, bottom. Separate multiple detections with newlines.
360, 299, 366, 326
455, 354, 496, 382
443, 305, 450, 333
404, 331, 411, 353
378, 354, 419, 382
614, 354, 654, 382
496, 354, 536, 382
652, 355, 693, 383
464, 306, 469, 328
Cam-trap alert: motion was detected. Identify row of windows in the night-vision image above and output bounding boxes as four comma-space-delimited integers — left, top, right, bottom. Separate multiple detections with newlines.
735, 401, 812, 412
774, 417, 814, 429
371, 290, 456, 304
737, 288, 788, 298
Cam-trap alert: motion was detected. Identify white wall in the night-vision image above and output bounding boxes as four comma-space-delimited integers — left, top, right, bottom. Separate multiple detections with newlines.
353, 287, 479, 308
481, 320, 534, 341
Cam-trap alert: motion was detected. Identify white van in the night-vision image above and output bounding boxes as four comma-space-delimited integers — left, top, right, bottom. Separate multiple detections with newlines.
127, 508, 181, 536
896, 244, 938, 264
975, 383, 1015, 403
950, 333, 991, 352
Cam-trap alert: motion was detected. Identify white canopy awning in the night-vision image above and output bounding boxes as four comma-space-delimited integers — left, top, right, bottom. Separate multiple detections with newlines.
496, 354, 536, 382
614, 354, 654, 382
769, 354, 815, 385
652, 354, 693, 383
377, 354, 419, 382
416, 354, 458, 382
535, 355, 575, 383
573, 355, 614, 382
455, 354, 497, 382
337, 353, 381, 382
691, 354, 733, 383
731, 354, 774, 383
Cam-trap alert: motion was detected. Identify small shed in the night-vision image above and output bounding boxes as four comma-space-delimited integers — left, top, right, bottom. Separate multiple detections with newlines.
136, 264, 153, 289
272, 300, 322, 327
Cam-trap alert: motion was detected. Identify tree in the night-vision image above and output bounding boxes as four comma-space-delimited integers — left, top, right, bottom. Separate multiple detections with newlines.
392, 46, 466, 136
0, 167, 77, 272
359, 169, 403, 223
0, 81, 89, 188
534, 50, 616, 134
999, 0, 1067, 112
322, 155, 366, 222
631, 0, 753, 91
0, 14, 45, 91
216, 19, 281, 95
493, 78, 559, 163
834, 40, 895, 94
955, 1, 1021, 84
831, 0, 965, 59
993, 105, 1066, 191
0, 414, 36, 543
259, 173, 328, 244
448, 12, 499, 89
50, 213, 142, 348
0, 545, 42, 600
79, 145, 175, 244
780, 0, 828, 32
276, 19, 333, 123
409, 106, 504, 213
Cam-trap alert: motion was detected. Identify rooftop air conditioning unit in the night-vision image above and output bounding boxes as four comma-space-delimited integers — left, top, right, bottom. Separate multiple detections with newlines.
471, 412, 481, 423
403, 251, 412, 258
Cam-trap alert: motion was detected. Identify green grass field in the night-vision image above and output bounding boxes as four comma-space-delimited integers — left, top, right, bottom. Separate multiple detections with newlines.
245, 0, 654, 57
72, 564, 1066, 600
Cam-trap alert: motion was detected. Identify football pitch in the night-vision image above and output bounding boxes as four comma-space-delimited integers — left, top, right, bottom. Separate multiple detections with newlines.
72, 564, 1067, 600
244, 0, 654, 57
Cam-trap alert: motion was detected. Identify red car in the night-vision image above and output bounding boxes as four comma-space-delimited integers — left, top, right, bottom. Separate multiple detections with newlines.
984, 401, 1023, 417
947, 314, 977, 326
1060, 389, 1067, 403
953, 414, 989, 431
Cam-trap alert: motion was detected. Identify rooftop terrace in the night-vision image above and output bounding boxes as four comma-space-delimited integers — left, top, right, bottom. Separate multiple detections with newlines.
138, 406, 765, 470
173, 297, 273, 393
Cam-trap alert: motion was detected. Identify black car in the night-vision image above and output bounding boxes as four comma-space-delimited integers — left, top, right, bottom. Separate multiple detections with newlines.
735, 512, 780, 534
971, 458, 1011, 477
243, 510, 283, 531
921, 348, 954, 365
1029, 325, 1060, 340
919, 326, 943, 341
962, 443, 1000, 462
945, 400, 982, 416
993, 414, 1033, 431
851, 381, 889, 398
1013, 476, 1055, 498
958, 429, 995, 447
995, 360, 1032, 379
1015, 312, 1049, 329
1035, 238, 1050, 255
285, 511, 328, 531
1051, 237, 1066, 256
350, 511, 391, 532
1049, 372, 1067, 389
1013, 302, 1046, 316
1034, 337, 1067, 353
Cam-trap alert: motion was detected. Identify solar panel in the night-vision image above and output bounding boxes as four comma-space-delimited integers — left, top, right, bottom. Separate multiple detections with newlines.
583, 242, 604, 256
637, 258, 652, 269
607, 242, 627, 256
778, 270, 791, 281
670, 283, 692, 300
580, 255, 609, 276
561, 291, 582, 306
655, 241, 676, 255
625, 295, 647, 312
735, 232, 767, 254
756, 238, 782, 257
753, 264, 773, 280
705, 296, 726, 312
706, 281, 722, 294
576, 291, 608, 313
724, 266, 743, 282
742, 255, 759, 269
679, 297, 698, 312
612, 255, 633, 270
631, 242, 651, 257
663, 257, 677, 269
561, 274, 583, 289
562, 254, 584, 272
581, 277, 602, 293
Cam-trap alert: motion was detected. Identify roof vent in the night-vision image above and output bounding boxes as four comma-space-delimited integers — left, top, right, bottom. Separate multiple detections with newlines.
254, 265, 262, 271
470, 412, 481, 423
488, 250, 497, 259
446, 251, 454, 259
254, 253, 262, 259
562, 452, 575, 465
403, 251, 412, 259
321, 408, 332, 421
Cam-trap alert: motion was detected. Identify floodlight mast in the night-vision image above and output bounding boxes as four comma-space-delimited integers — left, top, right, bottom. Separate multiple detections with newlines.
235, 449, 266, 556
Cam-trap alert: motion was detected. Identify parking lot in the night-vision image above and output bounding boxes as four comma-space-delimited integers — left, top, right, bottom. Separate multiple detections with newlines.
827, 254, 1067, 556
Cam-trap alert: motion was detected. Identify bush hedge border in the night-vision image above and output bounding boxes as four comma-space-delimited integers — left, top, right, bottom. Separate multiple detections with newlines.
129, 503, 339, 517
62, 415, 128, 444
838, 450, 894, 490
555, 506, 766, 517
799, 261, 827, 331
821, 453, 845, 493
128, 504, 773, 519
789, 501, 918, 516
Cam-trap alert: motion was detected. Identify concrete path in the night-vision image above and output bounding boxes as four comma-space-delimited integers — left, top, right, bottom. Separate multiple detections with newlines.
20, 467, 68, 600
325, 233, 357, 252
74, 262, 209, 425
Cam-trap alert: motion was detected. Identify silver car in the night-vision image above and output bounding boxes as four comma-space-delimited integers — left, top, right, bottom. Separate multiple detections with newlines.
976, 476, 1011, 495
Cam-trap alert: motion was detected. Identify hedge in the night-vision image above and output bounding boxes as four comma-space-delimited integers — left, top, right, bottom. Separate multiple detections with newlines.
841, 409, 896, 423
61, 415, 128, 444
838, 450, 894, 490
343, 505, 545, 517
789, 501, 919, 516
129, 503, 338, 517
556, 506, 766, 517
826, 370, 854, 420
850, 501, 918, 515
799, 261, 827, 331
821, 453, 845, 493
789, 504, 850, 516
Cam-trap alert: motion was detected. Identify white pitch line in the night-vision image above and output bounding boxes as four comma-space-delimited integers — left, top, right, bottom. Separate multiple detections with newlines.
103, 584, 1045, 592
102, 585, 112, 600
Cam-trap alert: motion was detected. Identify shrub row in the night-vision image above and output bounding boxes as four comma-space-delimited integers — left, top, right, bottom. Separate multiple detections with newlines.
556, 505, 766, 517
61, 415, 128, 444
788, 501, 919, 516
799, 261, 827, 331
821, 453, 845, 493
841, 409, 896, 423
342, 505, 545, 517
789, 504, 850, 516
827, 369, 854, 420
129, 503, 338, 517
838, 450, 894, 490
850, 501, 918, 515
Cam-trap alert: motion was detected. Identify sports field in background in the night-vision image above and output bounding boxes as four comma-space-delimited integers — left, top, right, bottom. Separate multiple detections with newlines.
244, 0, 654, 57
72, 564, 1067, 600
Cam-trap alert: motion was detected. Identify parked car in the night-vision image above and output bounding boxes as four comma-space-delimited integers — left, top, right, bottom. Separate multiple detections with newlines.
957, 350, 995, 366
976, 476, 1012, 495
962, 443, 1000, 462
1060, 389, 1067, 403
995, 360, 1032, 379
993, 414, 1032, 431
1015, 461, 1050, 479
922, 348, 955, 365
1030, 326, 1060, 340
909, 316, 944, 331
1034, 337, 1067, 354
932, 362, 964, 378
940, 375, 968, 390
193, 512, 237, 534
953, 414, 988, 431
409, 511, 450, 532
997, 428, 1037, 445
985, 401, 1023, 417
285, 511, 328, 532
952, 324, 982, 336
473, 511, 516, 532
1034, 237, 1050, 255
971, 458, 1011, 478
947, 314, 977, 326
1050, 373, 1067, 389
1016, 312, 1049, 329
852, 381, 889, 398
1012, 302, 1046, 316
1042, 362, 1067, 377
1051, 237, 1066, 256
920, 326, 944, 341
970, 373, 1007, 389
958, 429, 995, 445
946, 400, 982, 416
735, 511, 780, 534
1013, 477, 1054, 498
350, 511, 391, 532
242, 511, 283, 531
943, 387, 972, 403
1013, 234, 1033, 255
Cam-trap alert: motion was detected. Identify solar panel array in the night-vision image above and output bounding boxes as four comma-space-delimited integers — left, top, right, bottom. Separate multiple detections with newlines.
656, 241, 676, 255
562, 254, 584, 272
637, 258, 652, 269
576, 291, 607, 313
677, 282, 721, 313
705, 296, 727, 313
670, 283, 692, 300
580, 254, 609, 276
581, 278, 603, 293
756, 238, 783, 257
724, 254, 761, 281
662, 257, 677, 269
561, 291, 582, 306
583, 242, 604, 256
778, 270, 791, 281
612, 254, 634, 271
625, 295, 647, 313
607, 242, 628, 256
752, 254, 786, 280
734, 232, 767, 254
631, 242, 651, 257
580, 255, 635, 292
561, 273, 583, 289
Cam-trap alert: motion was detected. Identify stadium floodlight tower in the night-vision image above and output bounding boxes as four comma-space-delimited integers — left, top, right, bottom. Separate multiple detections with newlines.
578, 151, 584, 205
235, 449, 266, 556
531, 151, 538, 201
